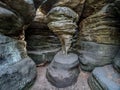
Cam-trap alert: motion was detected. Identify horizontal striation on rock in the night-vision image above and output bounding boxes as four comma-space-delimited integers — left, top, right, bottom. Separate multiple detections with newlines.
0, 0, 35, 24
80, 5, 120, 45
26, 9, 61, 64
78, 1, 120, 71
47, 6, 78, 54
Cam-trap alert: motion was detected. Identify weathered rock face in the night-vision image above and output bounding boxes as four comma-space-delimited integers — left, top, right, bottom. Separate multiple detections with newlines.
0, 35, 27, 67
46, 51, 80, 88
0, 0, 35, 24
0, 57, 36, 90
85, 1, 120, 90
26, 9, 61, 65
0, 1, 37, 90
88, 65, 120, 90
0, 7, 23, 35
113, 50, 120, 73
78, 1, 120, 71
47, 6, 78, 54
82, 0, 115, 18
39, 0, 82, 14
79, 41, 120, 71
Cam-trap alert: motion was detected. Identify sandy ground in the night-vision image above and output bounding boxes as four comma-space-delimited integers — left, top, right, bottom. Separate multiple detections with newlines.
30, 65, 91, 90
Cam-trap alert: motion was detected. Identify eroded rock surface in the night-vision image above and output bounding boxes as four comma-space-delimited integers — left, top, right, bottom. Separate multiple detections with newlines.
47, 6, 78, 54
0, 57, 36, 90
113, 50, 120, 73
46, 51, 80, 88
0, 0, 37, 90
26, 9, 61, 64
78, 1, 120, 71
39, 0, 82, 14
88, 65, 120, 90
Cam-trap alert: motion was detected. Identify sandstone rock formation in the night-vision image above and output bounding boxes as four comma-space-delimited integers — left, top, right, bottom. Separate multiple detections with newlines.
78, 0, 120, 71
113, 50, 120, 73
39, 0, 82, 14
46, 51, 80, 88
88, 65, 120, 90
0, 0, 119, 89
47, 6, 78, 54
0, 0, 37, 90
88, 1, 120, 90
89, 49, 120, 90
26, 9, 61, 65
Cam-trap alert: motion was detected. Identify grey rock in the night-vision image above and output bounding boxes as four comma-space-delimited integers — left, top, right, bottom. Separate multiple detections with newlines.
1, 0, 35, 24
0, 35, 27, 67
78, 41, 120, 71
0, 6, 23, 35
52, 51, 79, 70
0, 1, 37, 90
0, 57, 37, 90
28, 49, 59, 64
88, 65, 120, 90
46, 65, 80, 88
46, 51, 80, 88
28, 51, 45, 64
0, 35, 37, 90
26, 22, 61, 65
113, 50, 120, 73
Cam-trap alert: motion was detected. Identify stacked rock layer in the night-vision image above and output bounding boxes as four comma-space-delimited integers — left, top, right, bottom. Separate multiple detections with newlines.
26, 9, 61, 65
0, 0, 37, 90
78, 0, 120, 71
87, 1, 120, 90
47, 6, 78, 54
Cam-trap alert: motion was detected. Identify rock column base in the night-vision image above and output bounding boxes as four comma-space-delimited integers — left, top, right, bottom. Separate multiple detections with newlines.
46, 51, 80, 88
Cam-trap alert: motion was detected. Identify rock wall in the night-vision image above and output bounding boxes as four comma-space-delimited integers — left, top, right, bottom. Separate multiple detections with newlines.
26, 0, 120, 70
77, 0, 120, 71
25, 9, 61, 64
0, 0, 119, 90
25, 0, 82, 64
0, 1, 37, 90
88, 1, 120, 90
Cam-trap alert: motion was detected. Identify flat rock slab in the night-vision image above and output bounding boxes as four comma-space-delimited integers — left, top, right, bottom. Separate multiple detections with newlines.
53, 51, 79, 69
54, 51, 78, 65
88, 65, 120, 90
46, 51, 80, 88
30, 65, 90, 90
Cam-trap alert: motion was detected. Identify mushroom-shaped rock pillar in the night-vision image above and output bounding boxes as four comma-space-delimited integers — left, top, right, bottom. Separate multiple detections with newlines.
47, 6, 78, 54
46, 6, 80, 88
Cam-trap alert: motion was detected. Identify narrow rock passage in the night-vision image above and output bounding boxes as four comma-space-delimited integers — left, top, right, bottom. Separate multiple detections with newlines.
30, 64, 90, 90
